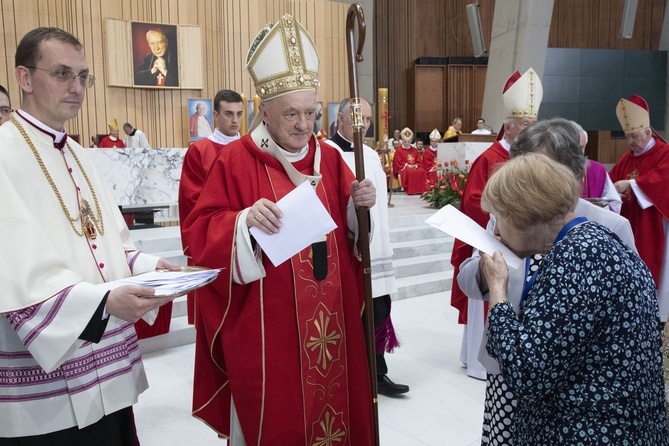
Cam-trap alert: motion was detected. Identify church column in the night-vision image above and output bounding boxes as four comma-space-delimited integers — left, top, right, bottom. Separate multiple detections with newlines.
481, 0, 554, 132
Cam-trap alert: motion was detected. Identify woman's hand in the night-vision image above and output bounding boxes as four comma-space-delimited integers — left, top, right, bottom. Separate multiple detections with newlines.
480, 251, 509, 305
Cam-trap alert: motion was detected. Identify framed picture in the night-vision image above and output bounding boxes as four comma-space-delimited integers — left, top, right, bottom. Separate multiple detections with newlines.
313, 102, 324, 135
188, 99, 213, 141
365, 102, 376, 140
327, 102, 340, 138
132, 22, 179, 88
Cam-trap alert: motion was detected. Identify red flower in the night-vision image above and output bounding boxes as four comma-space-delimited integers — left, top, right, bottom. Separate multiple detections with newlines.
450, 175, 460, 191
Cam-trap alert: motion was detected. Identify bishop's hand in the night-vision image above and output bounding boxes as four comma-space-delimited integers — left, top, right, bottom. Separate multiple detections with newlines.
247, 198, 283, 234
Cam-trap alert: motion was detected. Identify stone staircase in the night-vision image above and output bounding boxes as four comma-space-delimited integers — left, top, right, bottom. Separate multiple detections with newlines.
134, 194, 455, 353
387, 194, 454, 301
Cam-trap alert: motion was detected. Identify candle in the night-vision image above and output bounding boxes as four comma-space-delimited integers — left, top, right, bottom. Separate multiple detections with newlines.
253, 94, 261, 121
377, 88, 389, 147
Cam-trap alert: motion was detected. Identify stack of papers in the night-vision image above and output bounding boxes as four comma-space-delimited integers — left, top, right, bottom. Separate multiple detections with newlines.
113, 268, 223, 297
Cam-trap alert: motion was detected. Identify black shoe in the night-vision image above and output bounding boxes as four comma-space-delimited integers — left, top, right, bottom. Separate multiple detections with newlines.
377, 375, 409, 395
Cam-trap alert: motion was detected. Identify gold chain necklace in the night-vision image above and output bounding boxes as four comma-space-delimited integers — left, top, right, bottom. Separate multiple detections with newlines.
11, 115, 105, 240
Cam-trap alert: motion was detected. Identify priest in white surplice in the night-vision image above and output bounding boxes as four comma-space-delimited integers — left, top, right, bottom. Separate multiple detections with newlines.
0, 27, 179, 443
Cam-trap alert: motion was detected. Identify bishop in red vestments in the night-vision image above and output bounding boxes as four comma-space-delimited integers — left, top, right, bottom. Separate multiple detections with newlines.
181, 15, 375, 445
98, 118, 125, 148
392, 127, 428, 195
450, 68, 543, 324
609, 95, 669, 321
422, 129, 441, 185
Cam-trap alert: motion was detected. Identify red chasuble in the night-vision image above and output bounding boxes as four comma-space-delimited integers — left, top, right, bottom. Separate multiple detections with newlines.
181, 134, 374, 445
98, 136, 125, 149
450, 141, 509, 323
392, 146, 428, 195
178, 138, 228, 325
609, 139, 669, 286
421, 148, 439, 185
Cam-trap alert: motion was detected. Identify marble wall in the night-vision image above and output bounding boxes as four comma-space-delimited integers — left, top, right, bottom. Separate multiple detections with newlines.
88, 144, 490, 208
437, 142, 490, 170
88, 148, 186, 207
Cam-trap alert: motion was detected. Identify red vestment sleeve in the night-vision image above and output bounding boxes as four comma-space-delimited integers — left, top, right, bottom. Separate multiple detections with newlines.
609, 142, 669, 284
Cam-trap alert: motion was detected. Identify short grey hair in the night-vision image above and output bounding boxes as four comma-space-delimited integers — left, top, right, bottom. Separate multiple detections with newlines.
509, 117, 586, 180
482, 153, 580, 230
569, 120, 588, 146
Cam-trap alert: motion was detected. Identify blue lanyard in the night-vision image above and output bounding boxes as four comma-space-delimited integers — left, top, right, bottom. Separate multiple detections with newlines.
519, 216, 588, 309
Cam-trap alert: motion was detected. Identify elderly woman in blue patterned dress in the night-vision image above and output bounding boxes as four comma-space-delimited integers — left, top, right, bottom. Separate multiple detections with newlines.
479, 153, 669, 445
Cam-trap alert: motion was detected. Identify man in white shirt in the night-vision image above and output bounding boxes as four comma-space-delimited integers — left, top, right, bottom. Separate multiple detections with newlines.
471, 118, 492, 135
123, 122, 151, 148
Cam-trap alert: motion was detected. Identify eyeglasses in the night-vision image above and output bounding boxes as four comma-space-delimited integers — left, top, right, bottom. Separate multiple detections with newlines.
25, 66, 95, 88
0, 107, 13, 116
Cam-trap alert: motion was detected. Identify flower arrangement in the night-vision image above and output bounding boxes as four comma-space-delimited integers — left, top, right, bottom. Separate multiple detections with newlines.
421, 159, 470, 209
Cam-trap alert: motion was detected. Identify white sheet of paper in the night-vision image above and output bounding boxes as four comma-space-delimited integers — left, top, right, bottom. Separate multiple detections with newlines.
425, 204, 522, 269
250, 181, 337, 267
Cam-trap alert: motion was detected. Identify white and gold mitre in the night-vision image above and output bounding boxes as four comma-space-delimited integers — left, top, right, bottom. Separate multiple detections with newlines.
429, 129, 441, 140
616, 94, 650, 134
246, 14, 320, 101
401, 127, 414, 140
502, 67, 543, 118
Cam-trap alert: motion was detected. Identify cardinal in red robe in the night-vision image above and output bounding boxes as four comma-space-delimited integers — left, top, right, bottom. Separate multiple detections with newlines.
392, 127, 428, 195
609, 94, 669, 321
180, 13, 375, 445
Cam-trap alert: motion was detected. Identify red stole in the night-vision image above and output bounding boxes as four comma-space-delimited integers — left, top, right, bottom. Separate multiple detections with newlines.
265, 164, 353, 443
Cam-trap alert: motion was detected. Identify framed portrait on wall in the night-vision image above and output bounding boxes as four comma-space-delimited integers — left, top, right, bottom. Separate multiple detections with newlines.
132, 21, 179, 88
327, 102, 339, 138
313, 102, 324, 135
365, 102, 376, 140
188, 99, 213, 142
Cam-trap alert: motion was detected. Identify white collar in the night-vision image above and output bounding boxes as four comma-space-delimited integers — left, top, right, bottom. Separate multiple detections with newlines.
208, 128, 240, 145
633, 137, 656, 156
250, 123, 320, 186
500, 137, 511, 152
16, 109, 67, 144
